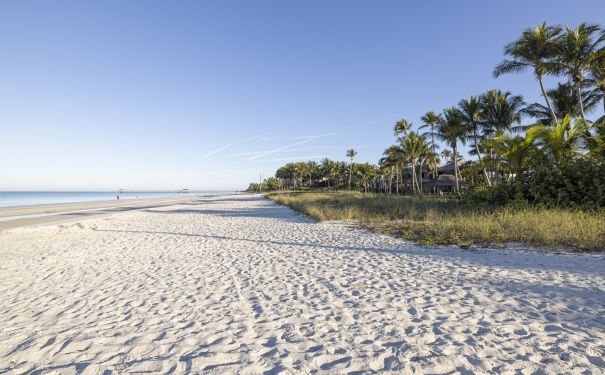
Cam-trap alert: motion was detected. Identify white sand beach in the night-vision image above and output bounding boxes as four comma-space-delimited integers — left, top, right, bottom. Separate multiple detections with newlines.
1, 194, 604, 374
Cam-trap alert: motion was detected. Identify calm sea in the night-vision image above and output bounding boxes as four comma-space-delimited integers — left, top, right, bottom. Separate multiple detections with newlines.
0, 191, 225, 208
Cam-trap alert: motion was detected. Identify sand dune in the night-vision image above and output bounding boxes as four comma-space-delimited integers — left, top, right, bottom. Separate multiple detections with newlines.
0, 194, 604, 373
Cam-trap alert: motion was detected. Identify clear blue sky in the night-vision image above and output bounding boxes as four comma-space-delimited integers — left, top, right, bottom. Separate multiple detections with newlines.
1, 1, 603, 191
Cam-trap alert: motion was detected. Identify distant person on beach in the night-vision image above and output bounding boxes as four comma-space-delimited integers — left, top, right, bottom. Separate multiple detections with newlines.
117, 195, 120, 200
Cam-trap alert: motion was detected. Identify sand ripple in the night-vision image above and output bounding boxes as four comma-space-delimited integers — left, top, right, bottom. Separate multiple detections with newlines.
0, 194, 604, 373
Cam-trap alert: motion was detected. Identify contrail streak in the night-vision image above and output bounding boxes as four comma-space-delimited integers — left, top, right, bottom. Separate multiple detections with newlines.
257, 133, 339, 141
198, 135, 261, 160
233, 146, 339, 157
270, 155, 331, 162
337, 114, 399, 132
248, 139, 314, 160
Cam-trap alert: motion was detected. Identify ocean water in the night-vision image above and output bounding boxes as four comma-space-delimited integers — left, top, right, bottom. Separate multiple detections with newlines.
0, 191, 223, 208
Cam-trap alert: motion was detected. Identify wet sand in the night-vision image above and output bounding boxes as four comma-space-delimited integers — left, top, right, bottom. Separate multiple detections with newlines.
0, 196, 201, 230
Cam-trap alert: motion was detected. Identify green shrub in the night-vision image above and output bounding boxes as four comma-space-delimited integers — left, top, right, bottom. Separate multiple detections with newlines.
522, 159, 605, 207
464, 159, 605, 208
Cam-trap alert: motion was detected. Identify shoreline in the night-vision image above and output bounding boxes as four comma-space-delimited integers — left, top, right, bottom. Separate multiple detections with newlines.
0, 195, 209, 230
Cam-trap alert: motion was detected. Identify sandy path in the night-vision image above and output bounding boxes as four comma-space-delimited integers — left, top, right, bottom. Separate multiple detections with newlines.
0, 194, 604, 374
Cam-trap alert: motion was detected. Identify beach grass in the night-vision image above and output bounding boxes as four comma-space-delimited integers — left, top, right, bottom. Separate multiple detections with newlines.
267, 191, 605, 251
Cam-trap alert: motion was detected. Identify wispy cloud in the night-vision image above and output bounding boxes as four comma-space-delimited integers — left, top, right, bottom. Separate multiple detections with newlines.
257, 133, 339, 141
198, 114, 393, 163
346, 144, 379, 150
270, 155, 331, 162
247, 139, 314, 160
338, 114, 398, 132
247, 133, 339, 161
233, 146, 339, 157
198, 135, 261, 160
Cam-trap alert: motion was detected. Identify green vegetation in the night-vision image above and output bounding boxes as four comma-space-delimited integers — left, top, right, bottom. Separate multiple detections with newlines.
249, 22, 605, 251
268, 192, 605, 251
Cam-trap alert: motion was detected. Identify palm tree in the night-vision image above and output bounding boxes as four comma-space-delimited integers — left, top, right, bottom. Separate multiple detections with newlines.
424, 150, 440, 193
586, 120, 605, 158
356, 163, 379, 193
436, 108, 466, 192
419, 111, 442, 177
346, 148, 357, 190
480, 90, 525, 184
550, 23, 605, 123
305, 161, 319, 188
382, 145, 404, 194
526, 115, 589, 164
378, 156, 394, 194
320, 158, 335, 189
494, 22, 562, 123
523, 82, 601, 124
401, 133, 428, 195
393, 118, 411, 137
480, 90, 525, 135
419, 112, 441, 151
458, 96, 491, 186
482, 134, 536, 179
589, 49, 605, 122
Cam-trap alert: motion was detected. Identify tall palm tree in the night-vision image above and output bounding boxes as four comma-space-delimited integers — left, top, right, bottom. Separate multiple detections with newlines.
436, 108, 466, 192
424, 150, 440, 193
346, 148, 357, 190
378, 156, 394, 194
382, 145, 404, 194
400, 133, 428, 195
458, 96, 491, 186
480, 90, 525, 184
393, 118, 411, 137
419, 111, 442, 177
589, 49, 605, 122
480, 90, 525, 135
419, 112, 441, 152
494, 22, 562, 123
550, 23, 605, 123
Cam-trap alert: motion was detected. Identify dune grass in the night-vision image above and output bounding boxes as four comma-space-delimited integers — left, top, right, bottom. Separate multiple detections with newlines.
267, 191, 605, 251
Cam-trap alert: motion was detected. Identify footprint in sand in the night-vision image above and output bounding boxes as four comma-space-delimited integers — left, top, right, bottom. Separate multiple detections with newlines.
298, 323, 316, 338
313, 354, 352, 370
281, 324, 304, 343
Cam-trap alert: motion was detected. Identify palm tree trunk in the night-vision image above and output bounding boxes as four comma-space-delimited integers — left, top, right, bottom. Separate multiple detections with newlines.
453, 145, 460, 193
601, 87, 605, 115
473, 130, 491, 187
538, 75, 558, 124
575, 80, 587, 124
494, 153, 501, 185
411, 161, 416, 194
348, 163, 352, 190
417, 161, 424, 196
431, 125, 438, 179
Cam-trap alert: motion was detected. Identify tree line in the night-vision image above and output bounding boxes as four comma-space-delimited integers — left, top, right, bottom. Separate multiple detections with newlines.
249, 23, 605, 203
